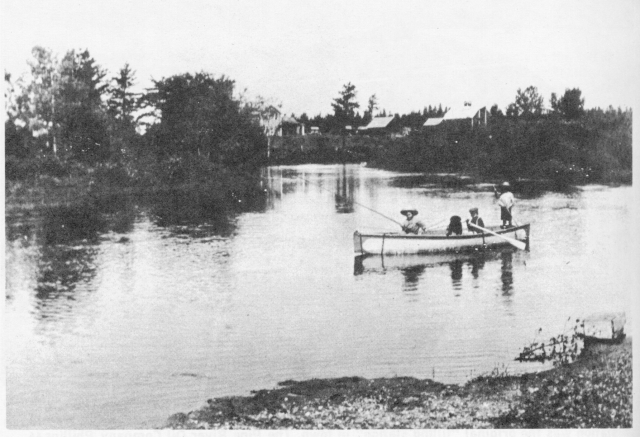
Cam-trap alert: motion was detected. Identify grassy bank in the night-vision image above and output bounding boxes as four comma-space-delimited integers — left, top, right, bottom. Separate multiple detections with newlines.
163, 339, 631, 429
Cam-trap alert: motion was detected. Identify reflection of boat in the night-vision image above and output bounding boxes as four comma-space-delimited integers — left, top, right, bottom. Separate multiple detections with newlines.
354, 250, 504, 274
578, 312, 626, 345
353, 224, 530, 255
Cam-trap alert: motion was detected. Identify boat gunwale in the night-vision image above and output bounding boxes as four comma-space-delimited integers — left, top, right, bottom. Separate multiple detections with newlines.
355, 223, 530, 241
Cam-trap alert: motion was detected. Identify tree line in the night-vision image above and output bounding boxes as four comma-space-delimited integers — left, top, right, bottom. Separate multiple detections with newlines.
268, 84, 631, 186
290, 83, 591, 134
5, 46, 268, 187
4, 46, 632, 189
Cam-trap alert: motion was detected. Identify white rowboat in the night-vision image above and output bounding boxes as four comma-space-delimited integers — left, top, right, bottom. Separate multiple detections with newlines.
354, 224, 530, 256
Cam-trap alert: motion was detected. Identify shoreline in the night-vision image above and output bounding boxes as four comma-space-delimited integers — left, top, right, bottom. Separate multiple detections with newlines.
163, 339, 631, 429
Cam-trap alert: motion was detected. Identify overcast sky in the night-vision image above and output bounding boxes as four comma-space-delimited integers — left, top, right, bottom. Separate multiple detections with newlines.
2, 0, 639, 116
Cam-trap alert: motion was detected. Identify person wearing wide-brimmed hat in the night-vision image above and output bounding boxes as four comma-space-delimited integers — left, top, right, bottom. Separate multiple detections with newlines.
493, 182, 515, 228
400, 208, 426, 234
465, 207, 485, 233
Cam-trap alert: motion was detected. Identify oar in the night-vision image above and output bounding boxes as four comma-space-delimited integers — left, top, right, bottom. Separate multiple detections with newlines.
468, 222, 527, 251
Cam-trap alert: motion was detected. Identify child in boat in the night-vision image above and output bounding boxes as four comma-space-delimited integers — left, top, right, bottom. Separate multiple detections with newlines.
400, 208, 427, 234
466, 207, 485, 233
493, 182, 515, 228
446, 215, 463, 236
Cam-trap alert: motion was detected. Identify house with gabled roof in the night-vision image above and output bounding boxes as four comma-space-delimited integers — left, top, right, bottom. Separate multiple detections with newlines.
251, 105, 283, 136
360, 115, 401, 136
280, 115, 306, 136
424, 103, 487, 128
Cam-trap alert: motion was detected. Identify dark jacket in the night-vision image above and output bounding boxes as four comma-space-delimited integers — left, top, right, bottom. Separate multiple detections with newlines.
467, 216, 485, 233
446, 216, 463, 236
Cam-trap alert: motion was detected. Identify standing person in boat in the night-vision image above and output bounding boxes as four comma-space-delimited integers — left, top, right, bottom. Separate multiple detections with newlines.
466, 207, 485, 233
400, 208, 427, 234
493, 182, 515, 228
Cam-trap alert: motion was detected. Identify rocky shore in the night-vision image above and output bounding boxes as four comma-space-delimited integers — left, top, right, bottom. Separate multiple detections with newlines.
163, 338, 631, 429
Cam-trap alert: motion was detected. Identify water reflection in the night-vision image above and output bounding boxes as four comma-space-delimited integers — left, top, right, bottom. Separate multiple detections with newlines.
500, 250, 514, 294
389, 174, 475, 190
470, 255, 486, 279
42, 202, 108, 245
400, 264, 427, 293
334, 165, 355, 213
35, 244, 99, 317
147, 188, 266, 237
354, 249, 515, 295
449, 259, 463, 290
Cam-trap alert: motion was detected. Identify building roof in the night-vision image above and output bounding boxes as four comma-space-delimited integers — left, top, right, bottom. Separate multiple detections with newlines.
364, 115, 396, 129
281, 115, 302, 124
423, 117, 444, 127
443, 105, 485, 120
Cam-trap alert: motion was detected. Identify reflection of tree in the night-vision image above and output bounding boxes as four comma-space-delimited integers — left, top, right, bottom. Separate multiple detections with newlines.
263, 167, 282, 210
42, 202, 107, 245
148, 189, 239, 237
35, 245, 99, 312
24, 199, 136, 320
500, 251, 514, 294
334, 165, 355, 213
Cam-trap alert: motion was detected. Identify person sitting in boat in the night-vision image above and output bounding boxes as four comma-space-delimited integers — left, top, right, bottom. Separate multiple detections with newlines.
446, 215, 463, 236
466, 207, 485, 233
493, 182, 515, 228
400, 208, 427, 234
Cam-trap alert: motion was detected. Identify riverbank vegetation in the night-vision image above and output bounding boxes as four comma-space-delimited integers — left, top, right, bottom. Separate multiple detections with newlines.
164, 339, 631, 430
5, 47, 632, 212
5, 47, 268, 212
269, 96, 631, 187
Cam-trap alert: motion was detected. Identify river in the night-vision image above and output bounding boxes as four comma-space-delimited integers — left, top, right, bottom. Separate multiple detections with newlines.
4, 164, 634, 429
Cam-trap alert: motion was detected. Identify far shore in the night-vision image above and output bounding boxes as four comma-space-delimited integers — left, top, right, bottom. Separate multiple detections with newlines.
163, 338, 631, 429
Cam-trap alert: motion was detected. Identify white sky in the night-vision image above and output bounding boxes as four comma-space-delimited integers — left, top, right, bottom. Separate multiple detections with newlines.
1, 0, 639, 116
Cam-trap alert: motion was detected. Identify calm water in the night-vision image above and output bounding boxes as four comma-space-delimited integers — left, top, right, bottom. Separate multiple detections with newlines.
4, 164, 634, 429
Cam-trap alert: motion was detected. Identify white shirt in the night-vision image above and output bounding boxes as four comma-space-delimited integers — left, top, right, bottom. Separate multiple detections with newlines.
498, 191, 515, 209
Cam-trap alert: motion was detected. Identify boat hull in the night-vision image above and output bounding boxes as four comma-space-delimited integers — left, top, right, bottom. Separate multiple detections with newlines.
354, 224, 530, 255
578, 312, 626, 345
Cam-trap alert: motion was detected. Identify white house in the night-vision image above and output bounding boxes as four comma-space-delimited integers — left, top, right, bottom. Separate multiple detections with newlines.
251, 105, 283, 136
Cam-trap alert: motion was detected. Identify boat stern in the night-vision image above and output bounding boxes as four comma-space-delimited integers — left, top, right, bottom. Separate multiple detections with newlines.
353, 231, 363, 255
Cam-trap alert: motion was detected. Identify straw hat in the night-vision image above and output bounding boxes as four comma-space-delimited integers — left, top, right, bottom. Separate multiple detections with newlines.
400, 208, 418, 216
501, 181, 511, 188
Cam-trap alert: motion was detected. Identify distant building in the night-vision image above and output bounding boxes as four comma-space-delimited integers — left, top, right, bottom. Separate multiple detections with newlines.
362, 115, 400, 136
310, 126, 320, 134
423, 117, 444, 127
251, 105, 282, 136
280, 115, 306, 136
441, 104, 487, 128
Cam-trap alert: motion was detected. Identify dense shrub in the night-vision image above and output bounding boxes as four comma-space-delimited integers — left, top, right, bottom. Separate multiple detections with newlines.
5, 154, 73, 181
